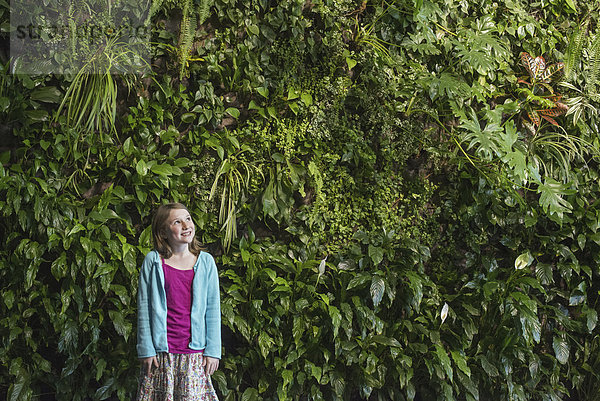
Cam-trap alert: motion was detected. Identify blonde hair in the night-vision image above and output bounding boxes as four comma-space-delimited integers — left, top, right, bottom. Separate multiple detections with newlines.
152, 203, 202, 258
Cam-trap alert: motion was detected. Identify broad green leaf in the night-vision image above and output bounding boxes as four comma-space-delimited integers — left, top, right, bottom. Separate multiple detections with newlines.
3, 290, 14, 309
30, 86, 61, 103
451, 351, 471, 377
258, 331, 274, 358
370, 276, 385, 307
535, 263, 553, 285
587, 309, 598, 333
347, 273, 370, 290
564, 0, 576, 11
370, 335, 401, 347
552, 336, 569, 364
368, 245, 384, 265
123, 137, 133, 156
67, 223, 86, 236
241, 387, 258, 401
282, 369, 293, 387
108, 310, 132, 341
329, 305, 341, 336
95, 359, 106, 382
8, 374, 27, 401
151, 163, 173, 176
537, 178, 575, 218
478, 355, 499, 377
94, 377, 114, 400
435, 344, 453, 382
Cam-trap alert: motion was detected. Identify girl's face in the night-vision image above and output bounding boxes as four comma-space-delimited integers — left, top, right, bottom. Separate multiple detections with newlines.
164, 208, 195, 247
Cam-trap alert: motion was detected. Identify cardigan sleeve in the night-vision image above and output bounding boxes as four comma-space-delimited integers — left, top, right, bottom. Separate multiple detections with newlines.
203, 253, 222, 359
136, 251, 157, 358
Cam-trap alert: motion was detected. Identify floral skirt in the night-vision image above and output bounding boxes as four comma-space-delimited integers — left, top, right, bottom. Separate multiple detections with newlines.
136, 353, 219, 401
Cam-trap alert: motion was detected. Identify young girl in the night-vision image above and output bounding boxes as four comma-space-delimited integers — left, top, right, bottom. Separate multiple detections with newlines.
136, 202, 221, 401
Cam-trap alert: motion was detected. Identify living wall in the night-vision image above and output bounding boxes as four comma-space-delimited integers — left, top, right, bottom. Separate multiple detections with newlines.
1, 0, 600, 400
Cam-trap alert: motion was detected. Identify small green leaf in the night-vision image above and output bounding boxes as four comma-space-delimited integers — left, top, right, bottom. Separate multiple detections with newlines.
346, 57, 357, 70
287, 87, 300, 100
181, 112, 196, 123
257, 87, 269, 98
300, 93, 313, 106
136, 159, 148, 176
288, 101, 299, 115
225, 107, 240, 119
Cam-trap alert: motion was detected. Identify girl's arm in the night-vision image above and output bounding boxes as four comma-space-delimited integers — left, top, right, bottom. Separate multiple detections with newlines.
137, 252, 157, 359
203, 253, 222, 360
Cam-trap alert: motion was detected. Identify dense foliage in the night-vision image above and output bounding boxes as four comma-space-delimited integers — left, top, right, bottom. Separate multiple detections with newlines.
1, 0, 600, 400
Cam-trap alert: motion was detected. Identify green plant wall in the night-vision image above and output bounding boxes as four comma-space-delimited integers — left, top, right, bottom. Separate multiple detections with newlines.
1, 0, 600, 400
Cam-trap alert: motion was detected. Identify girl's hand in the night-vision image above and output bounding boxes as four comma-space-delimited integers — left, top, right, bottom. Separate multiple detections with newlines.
140, 356, 159, 376
202, 355, 219, 375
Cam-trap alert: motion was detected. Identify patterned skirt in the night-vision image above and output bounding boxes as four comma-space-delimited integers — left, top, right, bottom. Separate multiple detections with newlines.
136, 353, 219, 401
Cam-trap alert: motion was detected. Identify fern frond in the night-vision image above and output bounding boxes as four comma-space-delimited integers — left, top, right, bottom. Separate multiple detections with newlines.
178, 0, 197, 78
564, 21, 588, 81
586, 30, 600, 92
197, 0, 212, 25
146, 0, 163, 25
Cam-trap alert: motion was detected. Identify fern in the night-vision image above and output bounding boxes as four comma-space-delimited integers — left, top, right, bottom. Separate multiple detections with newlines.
587, 30, 600, 92
178, 0, 197, 79
145, 0, 166, 25
564, 21, 588, 81
197, 0, 211, 25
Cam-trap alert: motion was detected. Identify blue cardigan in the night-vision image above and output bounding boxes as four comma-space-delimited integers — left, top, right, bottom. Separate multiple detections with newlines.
136, 250, 221, 359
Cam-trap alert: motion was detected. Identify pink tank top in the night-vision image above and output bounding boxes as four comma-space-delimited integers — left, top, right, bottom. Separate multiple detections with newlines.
162, 260, 202, 354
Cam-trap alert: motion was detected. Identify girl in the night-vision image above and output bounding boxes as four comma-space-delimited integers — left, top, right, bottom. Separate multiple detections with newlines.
136, 203, 221, 401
